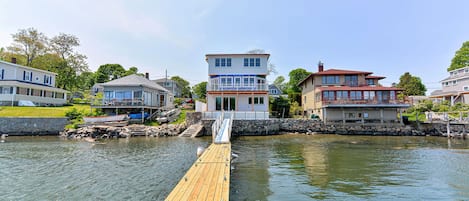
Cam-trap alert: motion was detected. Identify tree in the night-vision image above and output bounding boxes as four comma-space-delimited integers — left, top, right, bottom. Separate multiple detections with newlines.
50, 33, 79, 60
269, 96, 290, 118
397, 72, 427, 96
171, 76, 191, 97
7, 28, 48, 66
193, 81, 207, 99
76, 71, 96, 91
273, 76, 286, 92
95, 64, 126, 83
286, 68, 311, 105
448, 41, 469, 71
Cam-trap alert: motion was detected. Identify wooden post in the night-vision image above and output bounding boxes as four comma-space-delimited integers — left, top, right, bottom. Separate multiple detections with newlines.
399, 109, 403, 125
380, 109, 384, 124
447, 119, 451, 138
342, 108, 345, 125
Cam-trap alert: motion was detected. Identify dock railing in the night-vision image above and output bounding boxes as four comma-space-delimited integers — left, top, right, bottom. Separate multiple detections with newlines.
212, 112, 224, 142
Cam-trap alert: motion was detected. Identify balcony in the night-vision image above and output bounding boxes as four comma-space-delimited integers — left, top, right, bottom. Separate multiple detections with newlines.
207, 84, 268, 92
322, 99, 409, 107
91, 98, 145, 106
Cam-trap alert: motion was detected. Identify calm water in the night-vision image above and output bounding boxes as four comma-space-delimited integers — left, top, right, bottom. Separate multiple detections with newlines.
1, 135, 469, 200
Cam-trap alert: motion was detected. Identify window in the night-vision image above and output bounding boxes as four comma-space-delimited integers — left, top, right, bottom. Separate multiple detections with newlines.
221, 78, 227, 85
453, 80, 457, 85
221, 58, 226, 67
249, 58, 254, 66
364, 91, 375, 100
464, 86, 469, 91
322, 91, 335, 101
226, 77, 232, 85
390, 91, 396, 100
244, 58, 249, 66
249, 78, 255, 86
216, 97, 222, 111
255, 58, 260, 66
215, 58, 220, 67
235, 77, 241, 86
322, 75, 340, 84
336, 91, 348, 100
227, 58, 231, 66
249, 97, 264, 104
44, 75, 52, 85
23, 71, 32, 81
350, 91, 362, 100
0, 86, 13, 94
244, 77, 249, 86
345, 75, 358, 86
367, 79, 375, 86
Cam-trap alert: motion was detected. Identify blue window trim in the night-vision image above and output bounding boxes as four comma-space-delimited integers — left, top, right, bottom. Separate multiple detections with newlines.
244, 58, 248, 66
255, 58, 260, 66
215, 58, 220, 67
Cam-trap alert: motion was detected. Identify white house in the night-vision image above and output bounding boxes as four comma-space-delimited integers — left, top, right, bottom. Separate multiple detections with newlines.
430, 66, 469, 105
205, 53, 269, 115
0, 59, 68, 106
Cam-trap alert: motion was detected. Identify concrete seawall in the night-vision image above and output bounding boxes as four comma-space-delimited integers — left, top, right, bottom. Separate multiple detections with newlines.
0, 117, 68, 135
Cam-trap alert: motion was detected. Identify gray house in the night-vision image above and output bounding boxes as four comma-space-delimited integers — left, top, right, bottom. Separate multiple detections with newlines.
268, 84, 284, 97
430, 66, 469, 105
153, 78, 183, 98
92, 74, 173, 116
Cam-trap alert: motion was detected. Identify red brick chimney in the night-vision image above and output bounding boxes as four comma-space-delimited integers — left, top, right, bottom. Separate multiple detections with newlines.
11, 57, 17, 64
145, 72, 149, 79
318, 61, 324, 72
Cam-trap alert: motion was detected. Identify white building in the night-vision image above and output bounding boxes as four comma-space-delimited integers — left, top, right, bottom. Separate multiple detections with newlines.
205, 53, 269, 114
430, 66, 469, 105
0, 59, 68, 106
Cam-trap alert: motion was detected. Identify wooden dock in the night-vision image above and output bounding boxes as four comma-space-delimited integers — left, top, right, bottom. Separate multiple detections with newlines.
166, 143, 231, 201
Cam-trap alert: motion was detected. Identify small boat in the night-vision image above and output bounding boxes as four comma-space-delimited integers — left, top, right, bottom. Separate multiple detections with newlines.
83, 114, 128, 123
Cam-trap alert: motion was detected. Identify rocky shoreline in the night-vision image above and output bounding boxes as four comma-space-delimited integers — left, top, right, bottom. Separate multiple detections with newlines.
60, 123, 187, 139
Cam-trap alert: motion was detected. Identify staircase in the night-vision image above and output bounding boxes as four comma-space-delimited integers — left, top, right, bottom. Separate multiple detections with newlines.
179, 123, 204, 137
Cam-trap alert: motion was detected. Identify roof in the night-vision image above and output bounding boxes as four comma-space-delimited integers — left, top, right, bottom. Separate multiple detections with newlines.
0, 80, 68, 93
316, 86, 403, 91
0, 60, 58, 75
365, 75, 386, 79
298, 68, 374, 86
101, 74, 169, 92
205, 53, 270, 60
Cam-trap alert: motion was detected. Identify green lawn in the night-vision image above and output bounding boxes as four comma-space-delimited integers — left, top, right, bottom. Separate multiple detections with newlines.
0, 104, 92, 117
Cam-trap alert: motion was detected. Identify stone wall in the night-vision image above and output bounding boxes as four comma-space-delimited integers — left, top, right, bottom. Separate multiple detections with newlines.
0, 117, 68, 135
186, 112, 202, 125
199, 119, 429, 136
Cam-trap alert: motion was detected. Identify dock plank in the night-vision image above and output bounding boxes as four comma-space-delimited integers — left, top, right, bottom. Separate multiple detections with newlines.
166, 143, 231, 201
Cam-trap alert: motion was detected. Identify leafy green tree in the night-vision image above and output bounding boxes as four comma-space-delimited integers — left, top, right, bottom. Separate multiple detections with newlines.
448, 41, 469, 71
273, 76, 286, 92
286, 68, 311, 104
76, 72, 96, 91
397, 72, 426, 96
269, 96, 290, 118
95, 64, 126, 83
7, 27, 48, 66
171, 76, 191, 97
55, 61, 77, 90
193, 81, 207, 99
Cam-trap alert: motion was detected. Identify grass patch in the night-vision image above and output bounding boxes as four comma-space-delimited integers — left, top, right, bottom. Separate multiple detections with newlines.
0, 104, 93, 117
171, 109, 188, 125
403, 111, 426, 122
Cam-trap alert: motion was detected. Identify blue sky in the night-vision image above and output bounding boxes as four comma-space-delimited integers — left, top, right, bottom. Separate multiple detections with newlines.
1, 0, 469, 94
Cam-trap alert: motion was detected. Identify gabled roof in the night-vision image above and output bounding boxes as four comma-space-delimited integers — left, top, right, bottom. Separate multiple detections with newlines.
0, 59, 58, 75
316, 86, 403, 91
101, 74, 169, 92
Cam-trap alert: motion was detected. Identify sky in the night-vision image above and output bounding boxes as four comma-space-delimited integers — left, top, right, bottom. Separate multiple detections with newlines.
1, 0, 469, 94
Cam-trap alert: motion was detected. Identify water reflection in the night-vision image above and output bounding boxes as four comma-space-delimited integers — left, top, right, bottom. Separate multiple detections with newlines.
231, 135, 469, 200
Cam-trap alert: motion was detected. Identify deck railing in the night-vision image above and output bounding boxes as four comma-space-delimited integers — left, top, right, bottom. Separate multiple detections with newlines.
90, 98, 145, 106
207, 84, 268, 92
203, 111, 269, 120
322, 99, 407, 105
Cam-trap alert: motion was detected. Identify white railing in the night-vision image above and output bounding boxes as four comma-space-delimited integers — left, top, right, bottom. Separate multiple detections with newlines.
211, 112, 224, 142
203, 111, 269, 120
207, 84, 268, 92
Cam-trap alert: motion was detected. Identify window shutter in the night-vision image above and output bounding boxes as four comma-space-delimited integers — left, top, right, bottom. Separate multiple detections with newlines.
1, 69, 4, 79
30, 72, 32, 81
23, 71, 25, 80
50, 76, 53, 85
44, 75, 46, 84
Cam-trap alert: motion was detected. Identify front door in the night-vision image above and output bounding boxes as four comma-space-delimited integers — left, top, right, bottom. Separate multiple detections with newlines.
223, 97, 236, 111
